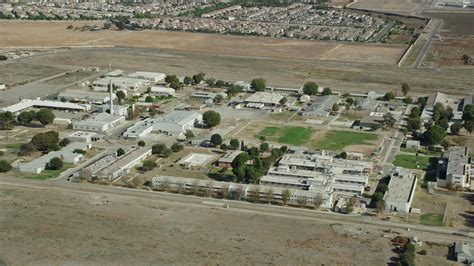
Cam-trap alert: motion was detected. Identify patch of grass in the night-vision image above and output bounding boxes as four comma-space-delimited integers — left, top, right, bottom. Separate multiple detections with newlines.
393, 154, 430, 170
403, 39, 426, 66
313, 130, 378, 151
256, 126, 313, 146
4, 143, 22, 150
420, 213, 444, 226
23, 164, 73, 180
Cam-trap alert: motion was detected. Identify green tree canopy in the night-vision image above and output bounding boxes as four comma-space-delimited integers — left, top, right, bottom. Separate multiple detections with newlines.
202, 110, 221, 128
47, 157, 63, 170
35, 109, 55, 125
424, 124, 447, 145
210, 134, 223, 146
303, 82, 318, 95
0, 160, 12, 173
250, 78, 266, 92
321, 87, 332, 96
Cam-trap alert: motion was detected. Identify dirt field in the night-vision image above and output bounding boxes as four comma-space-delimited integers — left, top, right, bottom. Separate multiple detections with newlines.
0, 184, 398, 265
348, 0, 434, 15
0, 20, 406, 65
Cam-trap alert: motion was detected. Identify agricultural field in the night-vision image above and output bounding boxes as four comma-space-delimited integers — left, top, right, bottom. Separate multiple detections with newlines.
312, 130, 379, 151
420, 213, 444, 226
256, 126, 313, 146
393, 154, 431, 170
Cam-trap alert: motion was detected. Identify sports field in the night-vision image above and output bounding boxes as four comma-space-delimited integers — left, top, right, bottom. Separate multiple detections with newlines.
257, 126, 313, 146
393, 154, 430, 170
313, 130, 378, 151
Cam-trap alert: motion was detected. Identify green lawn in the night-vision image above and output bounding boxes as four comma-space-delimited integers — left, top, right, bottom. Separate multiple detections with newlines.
23, 164, 73, 180
420, 213, 444, 226
313, 130, 378, 151
393, 154, 431, 170
256, 126, 313, 146
4, 143, 23, 150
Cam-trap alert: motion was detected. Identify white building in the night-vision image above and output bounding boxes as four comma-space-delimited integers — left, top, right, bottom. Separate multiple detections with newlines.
150, 86, 175, 96
153, 111, 202, 136
190, 91, 227, 101
58, 89, 116, 104
152, 175, 333, 208
18, 142, 91, 174
384, 167, 417, 213
244, 92, 284, 107
437, 146, 471, 189
0, 99, 91, 115
98, 147, 152, 181
122, 118, 155, 139
68, 131, 104, 143
128, 71, 166, 83
93, 77, 150, 91
0, 84, 6, 90
421, 92, 449, 122
266, 87, 302, 95
72, 112, 125, 132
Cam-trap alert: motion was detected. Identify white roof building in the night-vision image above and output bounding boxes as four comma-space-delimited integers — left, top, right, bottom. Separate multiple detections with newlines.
68, 131, 104, 143
421, 92, 449, 122
72, 112, 125, 132
153, 111, 202, 136
122, 118, 155, 139
244, 92, 284, 106
18, 142, 91, 174
0, 99, 91, 115
93, 77, 150, 91
58, 89, 116, 104
150, 86, 175, 96
128, 71, 166, 83
97, 147, 152, 181
384, 167, 417, 213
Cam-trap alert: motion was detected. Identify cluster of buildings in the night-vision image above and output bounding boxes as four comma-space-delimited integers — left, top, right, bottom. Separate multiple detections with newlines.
123, 111, 202, 139
302, 95, 340, 117
129, 4, 387, 42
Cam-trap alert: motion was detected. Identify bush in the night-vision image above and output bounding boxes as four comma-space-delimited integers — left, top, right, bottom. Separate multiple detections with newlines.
142, 159, 157, 171
46, 157, 63, 170
0, 160, 12, 172
138, 140, 146, 147
171, 143, 183, 152
117, 148, 125, 157
73, 149, 86, 154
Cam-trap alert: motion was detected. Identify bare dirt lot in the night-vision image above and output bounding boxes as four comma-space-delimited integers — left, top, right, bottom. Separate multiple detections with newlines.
348, 0, 434, 16
0, 184, 398, 265
0, 20, 406, 65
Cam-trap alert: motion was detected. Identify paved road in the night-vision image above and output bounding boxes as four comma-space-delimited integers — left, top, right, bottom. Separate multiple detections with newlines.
0, 177, 472, 245
413, 19, 443, 68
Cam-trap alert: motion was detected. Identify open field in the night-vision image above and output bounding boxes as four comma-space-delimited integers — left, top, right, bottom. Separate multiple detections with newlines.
393, 154, 431, 170
0, 20, 406, 65
257, 126, 313, 146
312, 130, 379, 151
348, 0, 434, 16
0, 183, 398, 265
420, 213, 444, 226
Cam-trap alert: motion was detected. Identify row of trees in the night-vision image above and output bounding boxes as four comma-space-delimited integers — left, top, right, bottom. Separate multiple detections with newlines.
17, 109, 55, 125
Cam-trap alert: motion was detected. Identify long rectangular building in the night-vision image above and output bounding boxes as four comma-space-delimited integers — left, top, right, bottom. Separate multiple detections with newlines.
58, 89, 116, 104
72, 112, 125, 132
98, 147, 152, 181
1, 99, 91, 115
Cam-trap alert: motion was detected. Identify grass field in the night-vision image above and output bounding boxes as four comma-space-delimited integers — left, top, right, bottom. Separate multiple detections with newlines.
313, 130, 378, 151
420, 213, 444, 226
257, 126, 313, 146
23, 164, 73, 180
393, 154, 430, 170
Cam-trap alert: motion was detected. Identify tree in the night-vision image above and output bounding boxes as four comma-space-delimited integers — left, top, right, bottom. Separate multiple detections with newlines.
314, 193, 324, 209
407, 117, 421, 132
383, 92, 395, 101
184, 129, 195, 140
192, 72, 206, 84
247, 186, 260, 202
152, 143, 171, 157
332, 103, 339, 113
215, 80, 226, 87
205, 78, 216, 87
303, 82, 318, 95
346, 97, 354, 106
116, 90, 126, 104
424, 124, 446, 145
264, 187, 275, 204
339, 151, 347, 159
230, 139, 240, 150
450, 122, 462, 135
59, 138, 70, 147
0, 111, 15, 129
375, 200, 385, 215
401, 83, 410, 96
141, 159, 157, 171
145, 96, 154, 103
214, 94, 224, 104
73, 149, 86, 154
279, 97, 288, 106
220, 143, 228, 151
383, 112, 396, 129
202, 110, 221, 128
210, 134, 222, 146
441, 139, 450, 150
35, 109, 55, 125
462, 104, 474, 122
465, 120, 473, 134
372, 192, 384, 203
47, 157, 63, 170
232, 165, 246, 182
403, 97, 413, 104
117, 148, 125, 156
18, 110, 36, 124
321, 87, 332, 96
227, 85, 243, 96
30, 131, 59, 152
138, 140, 146, 147
250, 78, 266, 92
184, 76, 193, 85
260, 142, 269, 153
398, 242, 416, 266
221, 184, 230, 199
171, 142, 183, 152
282, 189, 291, 205
376, 184, 389, 194
165, 74, 179, 85
18, 143, 36, 156
297, 196, 308, 208
0, 160, 12, 173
